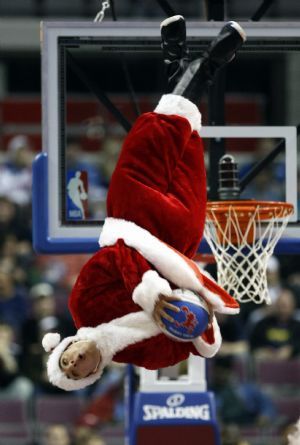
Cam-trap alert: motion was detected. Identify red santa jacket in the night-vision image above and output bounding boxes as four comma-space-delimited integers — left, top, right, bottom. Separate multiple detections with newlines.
69, 218, 239, 370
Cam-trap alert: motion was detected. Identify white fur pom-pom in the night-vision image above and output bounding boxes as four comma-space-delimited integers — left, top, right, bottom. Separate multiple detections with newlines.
42, 333, 61, 352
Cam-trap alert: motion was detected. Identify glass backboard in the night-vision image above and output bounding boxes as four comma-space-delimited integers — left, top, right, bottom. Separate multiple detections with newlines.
33, 21, 300, 254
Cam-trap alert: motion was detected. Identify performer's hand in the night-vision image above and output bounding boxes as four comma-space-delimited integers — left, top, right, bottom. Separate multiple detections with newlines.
153, 294, 181, 329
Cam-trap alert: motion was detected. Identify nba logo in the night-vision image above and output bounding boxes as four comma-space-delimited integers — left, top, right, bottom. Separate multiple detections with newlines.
66, 171, 88, 220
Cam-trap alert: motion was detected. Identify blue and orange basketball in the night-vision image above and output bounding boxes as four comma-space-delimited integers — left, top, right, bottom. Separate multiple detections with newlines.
160, 289, 210, 342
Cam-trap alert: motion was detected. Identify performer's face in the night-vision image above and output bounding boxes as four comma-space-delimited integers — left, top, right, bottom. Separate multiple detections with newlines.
59, 340, 101, 380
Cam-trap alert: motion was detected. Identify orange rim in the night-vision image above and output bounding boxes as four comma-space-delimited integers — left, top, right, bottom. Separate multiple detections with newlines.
206, 200, 294, 222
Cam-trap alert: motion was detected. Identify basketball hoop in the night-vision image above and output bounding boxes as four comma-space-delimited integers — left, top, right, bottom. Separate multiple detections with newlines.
205, 200, 294, 305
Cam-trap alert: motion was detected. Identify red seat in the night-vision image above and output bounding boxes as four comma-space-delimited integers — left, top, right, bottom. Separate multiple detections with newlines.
35, 396, 84, 425
273, 397, 300, 423
0, 399, 31, 443
255, 359, 300, 386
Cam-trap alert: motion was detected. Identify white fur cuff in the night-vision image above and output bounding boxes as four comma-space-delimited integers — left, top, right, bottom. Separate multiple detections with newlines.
154, 94, 202, 132
132, 270, 172, 315
192, 315, 222, 358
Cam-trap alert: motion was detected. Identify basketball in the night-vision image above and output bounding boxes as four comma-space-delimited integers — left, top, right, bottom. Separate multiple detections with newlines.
160, 289, 210, 342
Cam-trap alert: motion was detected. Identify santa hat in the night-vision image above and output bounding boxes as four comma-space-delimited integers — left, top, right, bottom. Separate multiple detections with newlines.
42, 312, 161, 391
42, 329, 113, 391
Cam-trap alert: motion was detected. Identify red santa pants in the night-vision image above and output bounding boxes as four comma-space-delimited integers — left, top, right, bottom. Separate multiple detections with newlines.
107, 112, 207, 258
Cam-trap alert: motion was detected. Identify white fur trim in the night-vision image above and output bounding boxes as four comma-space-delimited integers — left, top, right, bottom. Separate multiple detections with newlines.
160, 15, 184, 28
192, 315, 222, 358
45, 312, 160, 391
132, 270, 172, 315
100, 218, 238, 315
154, 94, 202, 132
80, 312, 160, 357
42, 333, 61, 352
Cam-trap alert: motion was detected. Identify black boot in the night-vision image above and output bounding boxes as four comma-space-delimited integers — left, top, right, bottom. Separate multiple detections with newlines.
173, 21, 246, 103
160, 15, 191, 92
205, 21, 246, 69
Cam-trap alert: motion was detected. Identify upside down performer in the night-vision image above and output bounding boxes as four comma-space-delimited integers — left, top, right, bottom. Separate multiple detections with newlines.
42, 16, 246, 391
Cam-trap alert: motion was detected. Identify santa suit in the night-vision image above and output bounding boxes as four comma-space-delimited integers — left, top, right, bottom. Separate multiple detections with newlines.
69, 95, 239, 371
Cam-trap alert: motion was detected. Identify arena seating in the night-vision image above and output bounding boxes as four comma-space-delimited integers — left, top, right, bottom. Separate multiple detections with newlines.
35, 395, 84, 426
255, 359, 300, 387
273, 397, 300, 423
0, 399, 32, 445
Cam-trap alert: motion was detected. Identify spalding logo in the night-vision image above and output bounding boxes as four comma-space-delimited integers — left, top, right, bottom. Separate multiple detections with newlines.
166, 394, 185, 407
142, 393, 211, 421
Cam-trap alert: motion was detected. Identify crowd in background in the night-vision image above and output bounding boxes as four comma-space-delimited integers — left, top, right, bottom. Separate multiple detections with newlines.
0, 132, 300, 445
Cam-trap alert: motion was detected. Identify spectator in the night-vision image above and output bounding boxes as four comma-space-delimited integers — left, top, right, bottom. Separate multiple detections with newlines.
0, 322, 33, 400
0, 135, 34, 207
0, 233, 35, 288
43, 424, 73, 445
33, 254, 92, 299
221, 424, 251, 445
73, 426, 106, 445
73, 426, 94, 445
286, 271, 300, 309
216, 313, 249, 357
0, 268, 28, 332
20, 283, 74, 393
249, 288, 300, 360
86, 434, 106, 445
0, 196, 31, 244
210, 355, 276, 427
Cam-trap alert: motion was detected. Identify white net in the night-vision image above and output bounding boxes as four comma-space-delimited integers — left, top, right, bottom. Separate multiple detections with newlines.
204, 201, 293, 304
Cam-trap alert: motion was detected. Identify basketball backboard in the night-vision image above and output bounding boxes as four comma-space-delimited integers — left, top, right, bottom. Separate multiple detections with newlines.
33, 21, 300, 254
